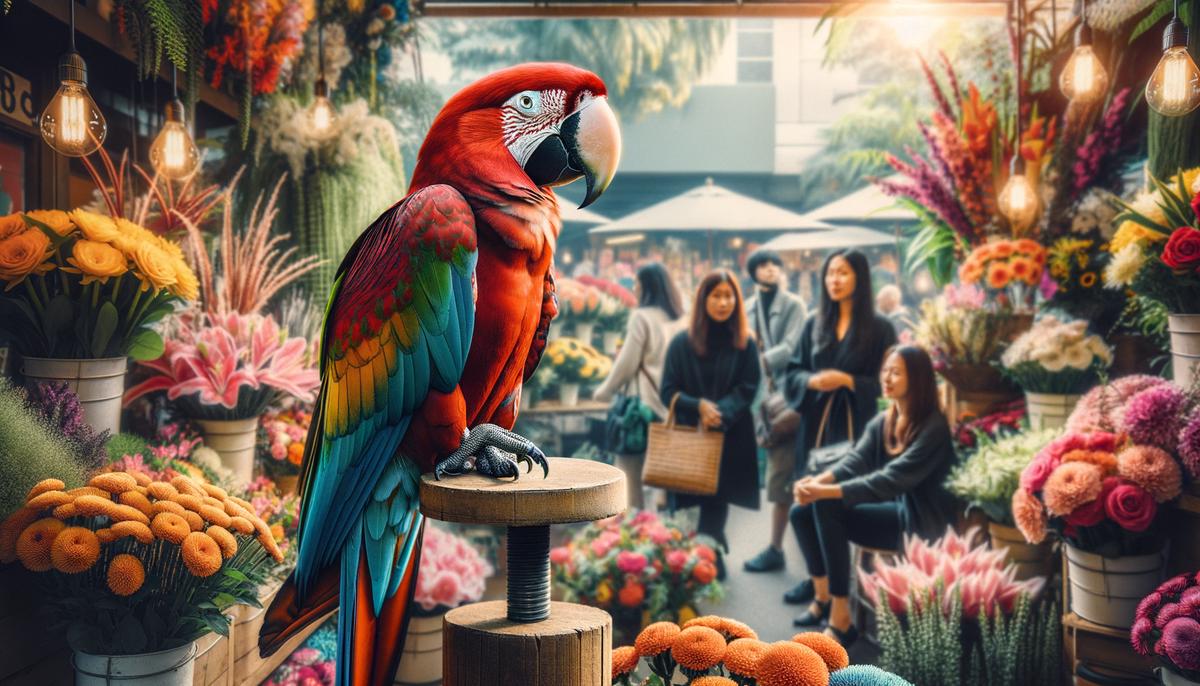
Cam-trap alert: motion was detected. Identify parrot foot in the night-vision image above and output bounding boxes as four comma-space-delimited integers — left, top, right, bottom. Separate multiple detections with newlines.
433, 424, 549, 481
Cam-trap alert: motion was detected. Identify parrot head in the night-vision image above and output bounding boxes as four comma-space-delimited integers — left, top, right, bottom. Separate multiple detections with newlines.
411, 63, 621, 212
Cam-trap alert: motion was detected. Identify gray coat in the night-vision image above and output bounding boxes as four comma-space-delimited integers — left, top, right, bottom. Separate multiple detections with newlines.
746, 289, 806, 381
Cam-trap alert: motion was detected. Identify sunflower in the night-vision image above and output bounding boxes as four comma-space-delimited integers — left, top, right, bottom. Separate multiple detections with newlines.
151, 511, 191, 544
110, 521, 155, 544
612, 645, 639, 679
792, 632, 849, 672
181, 532, 223, 577
1080, 271, 1097, 288
50, 526, 101, 573
636, 622, 681, 657
107, 554, 146, 596
90, 472, 138, 495
724, 638, 770, 679
755, 641, 829, 686
671, 626, 727, 672
16, 518, 65, 571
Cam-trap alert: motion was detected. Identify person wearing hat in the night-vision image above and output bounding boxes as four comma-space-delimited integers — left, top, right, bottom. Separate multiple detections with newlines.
743, 248, 808, 573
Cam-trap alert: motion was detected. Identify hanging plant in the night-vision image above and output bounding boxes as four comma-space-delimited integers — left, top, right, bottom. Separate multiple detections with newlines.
113, 0, 206, 111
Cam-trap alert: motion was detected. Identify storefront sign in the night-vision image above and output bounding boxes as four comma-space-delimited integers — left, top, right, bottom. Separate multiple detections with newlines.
0, 67, 37, 130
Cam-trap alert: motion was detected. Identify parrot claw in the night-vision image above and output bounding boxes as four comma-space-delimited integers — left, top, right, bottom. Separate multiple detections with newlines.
432, 424, 550, 482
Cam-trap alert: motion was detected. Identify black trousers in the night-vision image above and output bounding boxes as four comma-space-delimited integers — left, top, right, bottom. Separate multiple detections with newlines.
790, 498, 902, 597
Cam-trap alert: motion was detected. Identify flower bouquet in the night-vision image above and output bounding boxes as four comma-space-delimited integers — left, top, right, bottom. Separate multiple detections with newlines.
1043, 236, 1127, 334
947, 427, 1062, 527
544, 337, 612, 405
556, 278, 603, 341
956, 239, 1046, 312
999, 315, 1112, 396
551, 510, 723, 644
614, 615, 912, 686
413, 525, 493, 615
1132, 571, 1200, 684
258, 406, 312, 487
951, 399, 1026, 451
0, 471, 283, 657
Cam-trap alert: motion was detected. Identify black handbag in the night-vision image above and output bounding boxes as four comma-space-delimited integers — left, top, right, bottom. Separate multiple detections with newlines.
806, 392, 856, 475
605, 366, 658, 455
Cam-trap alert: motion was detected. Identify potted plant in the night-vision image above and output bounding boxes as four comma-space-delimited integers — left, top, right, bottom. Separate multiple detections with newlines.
545, 337, 612, 407
557, 278, 603, 344
946, 427, 1062, 579
551, 510, 724, 645
258, 406, 312, 494
395, 524, 493, 685
1103, 167, 1200, 388
578, 276, 636, 354
999, 315, 1112, 429
1013, 429, 1181, 628
0, 470, 283, 685
0, 209, 198, 435
1132, 571, 1200, 685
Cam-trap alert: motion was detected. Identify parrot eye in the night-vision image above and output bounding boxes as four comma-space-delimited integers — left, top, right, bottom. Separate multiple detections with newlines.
506, 91, 543, 116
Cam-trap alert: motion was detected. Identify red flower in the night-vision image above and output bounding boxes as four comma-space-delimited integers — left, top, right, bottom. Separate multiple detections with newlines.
694, 545, 716, 563
1105, 481, 1158, 532
1162, 227, 1200, 270
618, 581, 645, 608
692, 560, 717, 584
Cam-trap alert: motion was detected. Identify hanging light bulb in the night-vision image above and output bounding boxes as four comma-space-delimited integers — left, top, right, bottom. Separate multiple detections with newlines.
998, 157, 1040, 233
308, 78, 336, 136
1059, 1, 1108, 105
150, 100, 200, 180
40, 1, 105, 156
1147, 6, 1200, 116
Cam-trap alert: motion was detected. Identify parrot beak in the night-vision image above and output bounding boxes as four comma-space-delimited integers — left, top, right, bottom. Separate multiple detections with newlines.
559, 96, 621, 209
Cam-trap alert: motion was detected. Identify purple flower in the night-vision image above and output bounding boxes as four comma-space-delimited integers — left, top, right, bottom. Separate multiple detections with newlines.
1131, 616, 1154, 654
1138, 591, 1165, 622
1179, 408, 1200, 480
1157, 603, 1185, 629
1122, 384, 1192, 451
1163, 617, 1200, 671
24, 382, 108, 470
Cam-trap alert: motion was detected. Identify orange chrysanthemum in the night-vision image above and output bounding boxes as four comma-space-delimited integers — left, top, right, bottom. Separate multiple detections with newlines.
636, 621, 682, 657
183, 511, 204, 532
1042, 461, 1104, 516
50, 526, 100, 573
200, 483, 228, 500
991, 241, 1016, 258
16, 518, 64, 571
791, 632, 849, 672
724, 638, 770, 678
53, 502, 78, 519
110, 521, 154, 544
147, 482, 179, 501
720, 618, 758, 641
26, 490, 73, 510
170, 477, 205, 498
692, 678, 737, 686
0, 507, 38, 563
89, 472, 138, 494
1009, 257, 1036, 285
152, 500, 187, 517
1014, 238, 1042, 256
128, 471, 152, 487
25, 478, 65, 501
68, 486, 111, 499
612, 646, 639, 678
671, 626, 727, 671
200, 496, 224, 510
172, 494, 204, 512
199, 505, 233, 528
229, 495, 255, 512
755, 641, 830, 686
107, 554, 145, 596
74, 494, 118, 518
206, 525, 238, 559
228, 516, 255, 534
110, 503, 151, 525
684, 615, 724, 632
95, 528, 116, 543
1062, 450, 1119, 476
258, 531, 284, 562
119, 490, 155, 517
151, 512, 191, 544
181, 532, 223, 577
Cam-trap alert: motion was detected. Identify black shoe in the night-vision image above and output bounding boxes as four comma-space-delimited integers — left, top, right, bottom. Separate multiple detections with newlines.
743, 545, 785, 573
825, 623, 859, 648
716, 551, 727, 581
783, 579, 814, 605
793, 599, 831, 627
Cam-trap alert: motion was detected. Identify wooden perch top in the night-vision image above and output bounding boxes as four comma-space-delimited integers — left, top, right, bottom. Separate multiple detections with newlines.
419, 458, 626, 526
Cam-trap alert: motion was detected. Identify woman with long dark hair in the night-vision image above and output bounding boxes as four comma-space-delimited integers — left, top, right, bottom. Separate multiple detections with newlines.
781, 249, 896, 604
789, 345, 958, 646
659, 269, 761, 555
594, 263, 685, 509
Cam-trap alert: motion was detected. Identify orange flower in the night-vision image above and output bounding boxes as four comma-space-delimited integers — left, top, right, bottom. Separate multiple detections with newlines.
671, 626, 726, 671
170, 476, 205, 498
618, 580, 645, 608
68, 486, 110, 498
110, 521, 155, 544
755, 641, 829, 686
199, 483, 228, 500
684, 615, 724, 632
1009, 257, 1036, 285
258, 530, 284, 562
184, 510, 205, 532
0, 229, 52, 287
694, 545, 716, 563
206, 525, 238, 559
199, 504, 233, 528
792, 632, 849, 672
636, 622, 681, 657
287, 442, 305, 465
202, 495, 224, 509
692, 560, 717, 584
1014, 238, 1042, 255
95, 527, 116, 543
0, 508, 37, 563
53, 503, 78, 519
151, 512, 191, 544
612, 645, 639, 678
26, 478, 65, 501
720, 618, 758, 641
151, 499, 187, 517
986, 262, 1013, 290
724, 638, 770, 679
991, 241, 1016, 258
228, 516, 255, 535
16, 518, 64, 571
118, 490, 155, 517
147, 482, 179, 500
90, 472, 138, 495
270, 523, 285, 542
173, 494, 204, 512
74, 494, 118, 519
181, 532, 223, 577
110, 503, 151, 525
129, 471, 152, 487
107, 554, 145, 596
27, 490, 73, 510
1062, 449, 1119, 476
50, 526, 100, 573
958, 261, 984, 285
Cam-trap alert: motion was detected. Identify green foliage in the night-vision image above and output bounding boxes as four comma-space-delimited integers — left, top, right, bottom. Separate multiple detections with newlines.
437, 19, 729, 120
878, 590, 1060, 686
105, 433, 151, 462
114, 0, 204, 110
946, 428, 1060, 526
0, 379, 90, 518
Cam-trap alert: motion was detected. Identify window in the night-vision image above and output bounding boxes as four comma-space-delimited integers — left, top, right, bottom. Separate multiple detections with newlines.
737, 21, 773, 83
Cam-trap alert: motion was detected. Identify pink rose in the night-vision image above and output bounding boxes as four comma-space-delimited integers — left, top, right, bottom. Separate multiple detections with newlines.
1105, 482, 1158, 532
1020, 453, 1059, 494
271, 443, 287, 460
590, 539, 613, 558
666, 549, 689, 574
649, 526, 672, 545
1085, 432, 1121, 453
431, 570, 462, 608
616, 551, 648, 574
550, 547, 571, 565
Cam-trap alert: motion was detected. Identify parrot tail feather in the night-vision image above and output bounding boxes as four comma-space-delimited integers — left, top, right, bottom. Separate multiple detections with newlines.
259, 563, 341, 658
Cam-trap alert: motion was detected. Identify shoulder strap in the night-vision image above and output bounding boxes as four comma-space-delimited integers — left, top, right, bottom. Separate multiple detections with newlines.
813, 391, 856, 448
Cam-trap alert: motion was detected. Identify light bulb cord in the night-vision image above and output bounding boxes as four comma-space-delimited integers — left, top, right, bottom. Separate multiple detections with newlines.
68, 0, 75, 52
317, 1, 325, 81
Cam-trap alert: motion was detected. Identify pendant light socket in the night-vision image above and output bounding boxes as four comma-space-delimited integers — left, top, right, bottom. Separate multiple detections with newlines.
1164, 17, 1188, 50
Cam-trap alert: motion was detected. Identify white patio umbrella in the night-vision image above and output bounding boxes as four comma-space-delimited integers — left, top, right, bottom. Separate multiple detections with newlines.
802, 177, 915, 226
761, 226, 898, 253
556, 193, 609, 226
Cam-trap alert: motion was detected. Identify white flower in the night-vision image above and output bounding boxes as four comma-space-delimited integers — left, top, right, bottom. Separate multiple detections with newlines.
1040, 351, 1067, 372
1064, 344, 1095, 370
1104, 243, 1147, 288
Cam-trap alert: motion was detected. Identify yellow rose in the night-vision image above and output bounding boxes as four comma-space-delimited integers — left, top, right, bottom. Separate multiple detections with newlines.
169, 256, 199, 300
25, 210, 74, 237
0, 230, 52, 288
0, 213, 26, 241
65, 239, 128, 285
131, 242, 177, 292
152, 233, 186, 262
110, 218, 155, 256
69, 209, 120, 243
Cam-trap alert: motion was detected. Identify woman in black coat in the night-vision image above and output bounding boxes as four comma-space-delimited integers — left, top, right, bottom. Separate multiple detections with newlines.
782, 249, 896, 604
660, 269, 762, 553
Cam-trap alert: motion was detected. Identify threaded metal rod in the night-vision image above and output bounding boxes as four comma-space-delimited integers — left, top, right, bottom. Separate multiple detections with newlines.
506, 525, 550, 622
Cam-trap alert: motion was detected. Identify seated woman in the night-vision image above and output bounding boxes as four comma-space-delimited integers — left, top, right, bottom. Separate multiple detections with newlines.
789, 344, 958, 647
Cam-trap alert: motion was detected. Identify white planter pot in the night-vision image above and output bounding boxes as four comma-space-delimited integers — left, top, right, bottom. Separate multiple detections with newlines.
22, 356, 127, 436
195, 417, 258, 486
1024, 392, 1082, 431
1169, 314, 1200, 391
559, 383, 580, 407
573, 322, 595, 344
73, 641, 196, 686
602, 332, 621, 355
1065, 544, 1166, 629
394, 612, 444, 685
1160, 668, 1200, 685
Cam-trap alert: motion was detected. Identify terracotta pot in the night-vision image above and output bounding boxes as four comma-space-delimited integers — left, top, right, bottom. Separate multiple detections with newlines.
274, 474, 300, 496
987, 521, 1056, 581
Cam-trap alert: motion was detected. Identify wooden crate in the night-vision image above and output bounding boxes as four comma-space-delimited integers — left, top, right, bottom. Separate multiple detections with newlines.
1063, 612, 1155, 684
192, 629, 232, 686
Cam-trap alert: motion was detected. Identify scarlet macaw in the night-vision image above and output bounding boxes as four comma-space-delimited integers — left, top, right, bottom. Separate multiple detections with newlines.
257, 63, 620, 686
